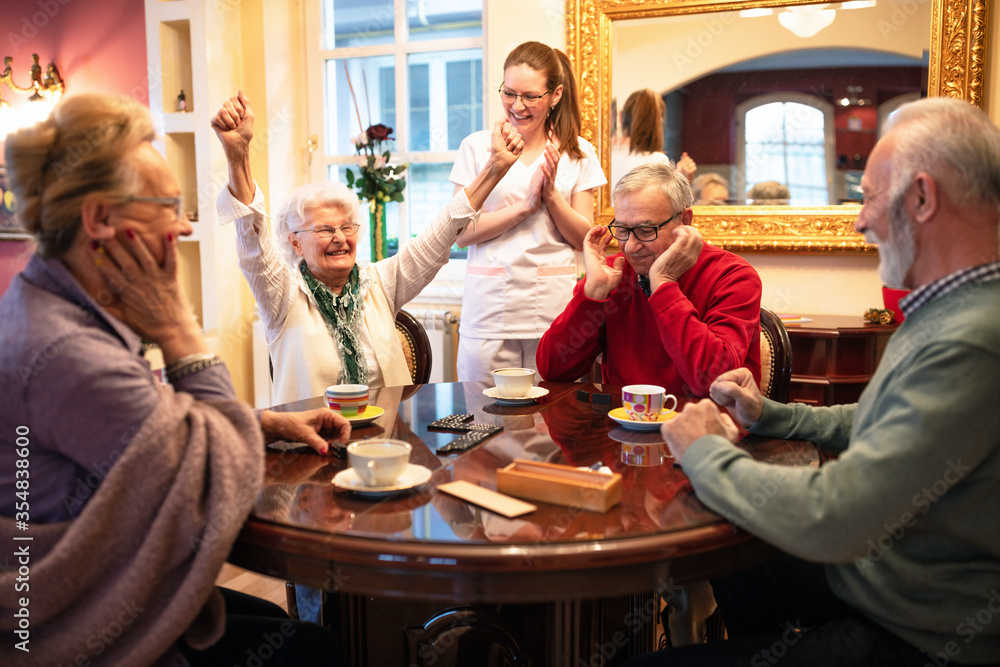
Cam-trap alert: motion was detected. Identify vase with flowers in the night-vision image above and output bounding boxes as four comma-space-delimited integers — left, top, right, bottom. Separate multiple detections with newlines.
342, 64, 407, 262
345, 124, 407, 261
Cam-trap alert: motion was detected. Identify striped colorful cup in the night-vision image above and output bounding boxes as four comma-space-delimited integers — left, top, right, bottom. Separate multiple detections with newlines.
325, 384, 369, 417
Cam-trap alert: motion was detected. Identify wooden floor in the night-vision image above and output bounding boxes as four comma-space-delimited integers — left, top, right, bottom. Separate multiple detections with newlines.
215, 563, 288, 612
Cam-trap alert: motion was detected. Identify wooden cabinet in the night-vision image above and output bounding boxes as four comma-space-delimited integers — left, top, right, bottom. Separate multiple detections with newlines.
787, 315, 898, 406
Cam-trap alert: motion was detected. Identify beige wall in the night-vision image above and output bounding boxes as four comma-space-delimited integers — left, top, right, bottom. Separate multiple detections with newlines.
613, 3, 930, 101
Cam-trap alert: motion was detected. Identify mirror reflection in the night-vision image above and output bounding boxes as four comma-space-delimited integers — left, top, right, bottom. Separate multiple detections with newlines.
610, 1, 930, 206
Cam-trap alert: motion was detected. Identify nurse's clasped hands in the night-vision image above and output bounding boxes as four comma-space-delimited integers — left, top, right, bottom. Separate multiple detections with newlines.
539, 142, 561, 202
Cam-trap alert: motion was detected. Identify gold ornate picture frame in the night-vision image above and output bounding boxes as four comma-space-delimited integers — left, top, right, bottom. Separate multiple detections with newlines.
566, 0, 989, 252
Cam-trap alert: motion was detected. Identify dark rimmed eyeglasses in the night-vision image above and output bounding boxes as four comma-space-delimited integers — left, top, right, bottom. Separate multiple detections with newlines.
498, 84, 553, 107
293, 224, 361, 240
123, 196, 183, 220
606, 211, 683, 242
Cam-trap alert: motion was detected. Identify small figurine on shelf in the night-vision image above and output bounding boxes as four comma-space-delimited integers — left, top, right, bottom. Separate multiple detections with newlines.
863, 308, 895, 325
177, 90, 187, 112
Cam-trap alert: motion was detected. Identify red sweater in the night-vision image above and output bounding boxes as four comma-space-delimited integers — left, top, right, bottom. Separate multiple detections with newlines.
537, 244, 762, 397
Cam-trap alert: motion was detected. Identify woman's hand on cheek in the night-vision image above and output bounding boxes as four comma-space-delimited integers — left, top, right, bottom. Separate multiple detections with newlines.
94, 230, 205, 358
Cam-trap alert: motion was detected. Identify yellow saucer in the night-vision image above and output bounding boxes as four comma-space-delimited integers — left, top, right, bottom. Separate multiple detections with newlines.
339, 405, 385, 426
607, 407, 677, 432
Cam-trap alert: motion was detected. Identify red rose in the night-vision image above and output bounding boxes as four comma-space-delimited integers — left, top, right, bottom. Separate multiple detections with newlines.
367, 124, 393, 141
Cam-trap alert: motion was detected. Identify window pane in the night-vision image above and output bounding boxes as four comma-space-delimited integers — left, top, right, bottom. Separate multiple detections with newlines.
379, 66, 396, 131
325, 56, 396, 156
409, 63, 430, 151
408, 163, 466, 259
407, 49, 483, 153
329, 165, 399, 261
322, 0, 395, 49
745, 101, 827, 204
446, 59, 482, 149
407, 0, 482, 42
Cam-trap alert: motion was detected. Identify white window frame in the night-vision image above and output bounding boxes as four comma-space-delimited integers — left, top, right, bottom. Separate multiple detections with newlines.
304, 1, 487, 301
734, 92, 836, 204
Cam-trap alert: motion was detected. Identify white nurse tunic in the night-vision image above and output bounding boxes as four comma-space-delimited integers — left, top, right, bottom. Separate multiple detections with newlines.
449, 131, 607, 343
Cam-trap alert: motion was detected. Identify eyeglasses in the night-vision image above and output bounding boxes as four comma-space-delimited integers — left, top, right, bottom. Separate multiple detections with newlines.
498, 84, 552, 108
294, 224, 361, 240
124, 196, 183, 220
606, 211, 683, 242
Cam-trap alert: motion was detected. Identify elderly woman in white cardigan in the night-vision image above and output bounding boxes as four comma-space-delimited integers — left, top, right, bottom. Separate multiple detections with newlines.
213, 91, 523, 404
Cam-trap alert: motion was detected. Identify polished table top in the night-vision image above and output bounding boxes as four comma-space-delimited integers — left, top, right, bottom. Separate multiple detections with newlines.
233, 381, 819, 603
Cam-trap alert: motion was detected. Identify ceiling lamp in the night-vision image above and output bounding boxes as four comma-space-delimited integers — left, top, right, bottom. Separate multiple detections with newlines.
778, 5, 838, 38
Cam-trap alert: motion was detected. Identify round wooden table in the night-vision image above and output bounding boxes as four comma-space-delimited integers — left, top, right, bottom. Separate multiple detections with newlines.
230, 381, 819, 666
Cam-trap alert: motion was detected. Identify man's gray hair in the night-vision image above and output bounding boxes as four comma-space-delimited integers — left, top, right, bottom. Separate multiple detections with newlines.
883, 97, 1000, 213
274, 181, 362, 267
612, 162, 694, 212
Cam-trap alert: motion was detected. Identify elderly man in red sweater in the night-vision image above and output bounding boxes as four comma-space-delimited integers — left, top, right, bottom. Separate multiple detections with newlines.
537, 162, 762, 397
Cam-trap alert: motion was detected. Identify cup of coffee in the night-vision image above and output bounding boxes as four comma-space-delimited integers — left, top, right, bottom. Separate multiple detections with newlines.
622, 384, 677, 421
326, 384, 369, 417
347, 439, 412, 487
492, 368, 535, 397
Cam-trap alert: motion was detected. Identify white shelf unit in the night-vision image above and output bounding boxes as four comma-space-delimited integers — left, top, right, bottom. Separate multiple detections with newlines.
144, 0, 255, 400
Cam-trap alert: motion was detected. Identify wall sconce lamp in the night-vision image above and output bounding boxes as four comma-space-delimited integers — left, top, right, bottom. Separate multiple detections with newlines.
0, 54, 65, 140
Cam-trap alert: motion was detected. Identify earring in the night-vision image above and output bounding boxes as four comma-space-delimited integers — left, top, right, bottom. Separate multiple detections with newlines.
91, 240, 105, 266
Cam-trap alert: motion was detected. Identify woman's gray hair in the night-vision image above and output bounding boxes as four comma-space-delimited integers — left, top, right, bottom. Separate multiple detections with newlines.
612, 162, 693, 212
273, 181, 363, 267
883, 97, 1000, 212
4, 93, 154, 258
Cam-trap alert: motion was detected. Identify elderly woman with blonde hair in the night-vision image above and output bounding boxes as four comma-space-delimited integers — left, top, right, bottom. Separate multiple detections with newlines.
213, 91, 523, 405
0, 93, 352, 665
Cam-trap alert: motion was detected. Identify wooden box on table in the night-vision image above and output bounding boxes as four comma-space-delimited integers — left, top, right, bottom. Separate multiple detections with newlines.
496, 459, 622, 513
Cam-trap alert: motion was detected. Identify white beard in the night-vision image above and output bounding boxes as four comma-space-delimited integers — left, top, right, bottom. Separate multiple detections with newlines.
864, 195, 916, 289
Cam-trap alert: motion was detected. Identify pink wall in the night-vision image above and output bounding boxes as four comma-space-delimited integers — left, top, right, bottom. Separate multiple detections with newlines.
1, 0, 147, 293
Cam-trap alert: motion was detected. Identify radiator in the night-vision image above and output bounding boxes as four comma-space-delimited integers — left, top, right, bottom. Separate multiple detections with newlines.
405, 309, 459, 383
251, 309, 460, 407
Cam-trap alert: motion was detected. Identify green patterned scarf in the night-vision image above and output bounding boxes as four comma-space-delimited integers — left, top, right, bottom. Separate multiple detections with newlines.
299, 262, 369, 384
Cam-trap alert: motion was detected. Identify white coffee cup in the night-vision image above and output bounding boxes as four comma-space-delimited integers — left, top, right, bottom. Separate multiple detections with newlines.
492, 368, 535, 397
347, 439, 412, 487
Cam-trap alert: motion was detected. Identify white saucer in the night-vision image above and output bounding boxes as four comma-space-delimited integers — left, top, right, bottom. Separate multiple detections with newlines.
607, 407, 677, 432
482, 386, 550, 405
341, 406, 385, 427
332, 463, 432, 498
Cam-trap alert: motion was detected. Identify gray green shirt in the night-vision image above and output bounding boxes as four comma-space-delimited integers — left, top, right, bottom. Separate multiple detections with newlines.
683, 271, 1000, 664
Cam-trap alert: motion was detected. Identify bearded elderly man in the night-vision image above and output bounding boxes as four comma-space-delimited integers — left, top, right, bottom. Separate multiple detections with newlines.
536, 162, 761, 397
627, 97, 1000, 667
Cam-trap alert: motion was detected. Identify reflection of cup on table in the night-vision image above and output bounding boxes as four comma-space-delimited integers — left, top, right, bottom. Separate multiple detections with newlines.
622, 384, 677, 421
326, 384, 369, 416
347, 439, 411, 487
492, 368, 535, 397
620, 443, 668, 467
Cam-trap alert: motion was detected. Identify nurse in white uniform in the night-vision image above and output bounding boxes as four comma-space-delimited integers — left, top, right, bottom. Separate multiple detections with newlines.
449, 41, 607, 382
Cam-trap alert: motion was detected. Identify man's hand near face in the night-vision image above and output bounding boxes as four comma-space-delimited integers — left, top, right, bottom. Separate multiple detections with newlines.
649, 225, 703, 292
